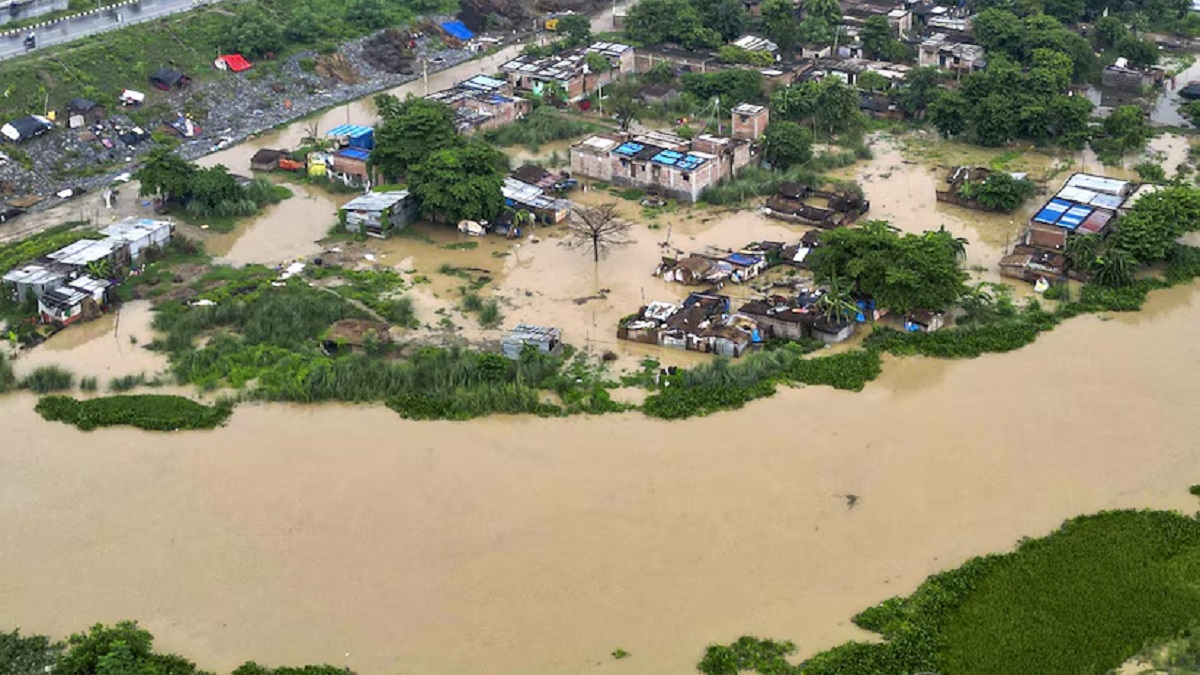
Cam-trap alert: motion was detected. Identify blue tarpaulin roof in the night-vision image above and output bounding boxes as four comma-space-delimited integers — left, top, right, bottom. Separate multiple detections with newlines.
441, 21, 474, 40
615, 142, 643, 156
726, 253, 762, 267
336, 148, 370, 161
326, 124, 373, 138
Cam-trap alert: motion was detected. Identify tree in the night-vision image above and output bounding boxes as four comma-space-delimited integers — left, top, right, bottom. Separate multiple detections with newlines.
899, 66, 944, 116
135, 146, 195, 203
972, 172, 1037, 211
284, 5, 324, 42
797, 16, 834, 45
232, 8, 285, 57
809, 220, 968, 313
190, 164, 242, 210
0, 628, 62, 675
564, 203, 633, 262
697, 0, 748, 42
1102, 105, 1150, 156
814, 274, 858, 324
346, 0, 389, 30
1092, 15, 1127, 49
371, 95, 459, 180
610, 94, 639, 131
762, 121, 813, 168
626, 0, 699, 44
1133, 161, 1167, 184
557, 13, 592, 46
804, 0, 841, 26
513, 209, 535, 230
1115, 34, 1159, 67
857, 70, 890, 92
1111, 186, 1200, 262
760, 0, 801, 52
681, 69, 763, 108
584, 52, 610, 75
972, 9, 1024, 56
540, 80, 567, 107
860, 16, 894, 59
927, 89, 970, 137
814, 78, 863, 135
971, 94, 1019, 146
407, 141, 507, 223
57, 621, 201, 675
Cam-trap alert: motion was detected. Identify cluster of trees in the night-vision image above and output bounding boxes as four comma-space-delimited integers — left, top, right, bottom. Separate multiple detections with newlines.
759, 0, 842, 52
972, 0, 1192, 36
625, 0, 748, 49
860, 15, 913, 62
680, 69, 765, 108
136, 148, 284, 219
810, 221, 968, 313
2, 621, 353, 675
926, 52, 1092, 147
1062, 187, 1200, 288
959, 172, 1038, 211
371, 94, 508, 223
771, 77, 864, 137
762, 121, 814, 168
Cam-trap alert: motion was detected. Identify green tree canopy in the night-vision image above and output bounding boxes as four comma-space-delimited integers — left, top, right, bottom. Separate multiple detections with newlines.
371, 94, 460, 181
407, 141, 508, 223
899, 66, 945, 115
928, 89, 970, 138
231, 8, 285, 57
810, 221, 968, 313
625, 0, 722, 49
762, 121, 814, 168
1101, 104, 1150, 157
135, 146, 196, 203
556, 13, 592, 46
860, 16, 894, 59
804, 0, 841, 26
1114, 33, 1159, 67
972, 172, 1037, 211
1112, 186, 1200, 262
760, 0, 801, 52
681, 69, 763, 107
696, 0, 749, 41
190, 165, 242, 210
57, 621, 202, 675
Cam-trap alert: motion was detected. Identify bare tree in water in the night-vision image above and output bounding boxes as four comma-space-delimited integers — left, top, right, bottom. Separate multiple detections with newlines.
564, 203, 632, 262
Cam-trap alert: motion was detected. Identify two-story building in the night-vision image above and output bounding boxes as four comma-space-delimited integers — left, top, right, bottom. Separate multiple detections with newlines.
501, 42, 634, 101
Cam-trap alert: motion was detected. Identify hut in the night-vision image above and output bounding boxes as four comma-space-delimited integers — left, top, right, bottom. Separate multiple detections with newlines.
150, 68, 190, 90
322, 319, 391, 355
250, 149, 289, 172
502, 323, 563, 359
67, 98, 105, 126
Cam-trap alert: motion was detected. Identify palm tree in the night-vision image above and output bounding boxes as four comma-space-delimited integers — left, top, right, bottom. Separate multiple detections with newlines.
959, 282, 996, 323
85, 259, 112, 280
540, 81, 567, 108
1090, 248, 1135, 288
1065, 233, 1101, 270
815, 275, 859, 324
511, 209, 535, 238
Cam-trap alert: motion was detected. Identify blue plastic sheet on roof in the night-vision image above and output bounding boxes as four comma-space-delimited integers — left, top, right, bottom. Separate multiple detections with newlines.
441, 21, 475, 40
1033, 208, 1062, 225
726, 253, 761, 267
678, 155, 706, 170
336, 148, 370, 161
615, 142, 643, 156
652, 149, 684, 165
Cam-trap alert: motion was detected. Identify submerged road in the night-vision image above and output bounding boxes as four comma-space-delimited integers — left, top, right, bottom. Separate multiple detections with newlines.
0, 0, 218, 61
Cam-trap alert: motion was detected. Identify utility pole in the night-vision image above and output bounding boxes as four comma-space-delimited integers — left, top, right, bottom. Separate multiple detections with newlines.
423, 58, 429, 95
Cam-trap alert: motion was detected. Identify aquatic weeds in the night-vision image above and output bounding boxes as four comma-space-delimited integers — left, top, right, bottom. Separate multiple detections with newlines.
21, 366, 74, 394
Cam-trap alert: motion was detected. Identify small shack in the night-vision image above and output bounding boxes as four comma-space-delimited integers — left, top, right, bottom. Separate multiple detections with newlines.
150, 68, 190, 90
67, 98, 105, 126
215, 54, 253, 73
502, 323, 563, 359
328, 147, 371, 186
1, 115, 53, 142
250, 148, 289, 171
764, 182, 869, 228
325, 124, 374, 151
339, 191, 418, 238
37, 275, 110, 326
904, 309, 945, 332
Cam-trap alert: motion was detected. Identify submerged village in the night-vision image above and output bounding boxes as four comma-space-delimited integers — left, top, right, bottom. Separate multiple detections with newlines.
5, 0, 1200, 672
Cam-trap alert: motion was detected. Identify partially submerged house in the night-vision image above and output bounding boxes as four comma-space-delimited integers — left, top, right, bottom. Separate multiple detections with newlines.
2, 218, 172, 325
325, 124, 374, 151
150, 67, 189, 91
502, 176, 571, 224
327, 147, 373, 186
1021, 173, 1132, 251
426, 74, 531, 134
570, 128, 752, 203
338, 191, 418, 238
250, 148, 289, 171
502, 323, 563, 359
501, 41, 634, 101
37, 275, 110, 326
1, 114, 53, 143
618, 292, 761, 357
1101, 59, 1163, 91
763, 182, 870, 228
737, 290, 858, 344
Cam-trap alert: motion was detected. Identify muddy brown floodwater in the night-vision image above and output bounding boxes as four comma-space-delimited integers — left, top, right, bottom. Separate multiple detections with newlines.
2, 283, 1199, 675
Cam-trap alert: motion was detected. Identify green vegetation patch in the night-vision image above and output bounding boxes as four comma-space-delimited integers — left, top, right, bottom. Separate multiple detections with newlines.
36, 394, 232, 431
703, 510, 1200, 675
0, 223, 101, 274
482, 107, 601, 151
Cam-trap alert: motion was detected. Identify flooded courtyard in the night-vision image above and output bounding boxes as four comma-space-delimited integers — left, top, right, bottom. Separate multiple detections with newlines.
3, 48, 1200, 673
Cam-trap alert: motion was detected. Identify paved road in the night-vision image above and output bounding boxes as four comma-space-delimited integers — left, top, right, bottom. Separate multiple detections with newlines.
0, 0, 213, 60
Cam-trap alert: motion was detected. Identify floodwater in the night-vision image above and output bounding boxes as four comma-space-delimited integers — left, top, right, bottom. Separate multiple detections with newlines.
1, 281, 1199, 674
13, 300, 167, 380
206, 183, 353, 266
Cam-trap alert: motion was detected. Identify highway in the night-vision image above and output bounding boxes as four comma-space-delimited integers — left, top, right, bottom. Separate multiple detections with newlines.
0, 0, 214, 60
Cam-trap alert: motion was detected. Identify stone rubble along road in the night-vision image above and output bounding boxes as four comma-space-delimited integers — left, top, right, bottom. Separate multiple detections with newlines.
0, 23, 487, 221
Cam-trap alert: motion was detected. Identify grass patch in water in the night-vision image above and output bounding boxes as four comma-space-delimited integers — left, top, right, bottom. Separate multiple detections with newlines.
35, 394, 233, 431
703, 508, 1200, 675
21, 365, 74, 394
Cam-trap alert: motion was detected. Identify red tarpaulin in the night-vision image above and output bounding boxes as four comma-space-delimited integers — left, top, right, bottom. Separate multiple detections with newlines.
217, 54, 252, 73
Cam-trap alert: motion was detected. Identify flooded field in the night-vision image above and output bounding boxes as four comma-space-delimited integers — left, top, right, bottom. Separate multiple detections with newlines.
1, 281, 1199, 674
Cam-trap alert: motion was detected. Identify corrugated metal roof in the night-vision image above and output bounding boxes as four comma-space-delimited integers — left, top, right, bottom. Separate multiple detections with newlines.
2, 263, 66, 286
46, 239, 120, 267
326, 124, 373, 138
340, 191, 411, 212
1064, 173, 1130, 196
